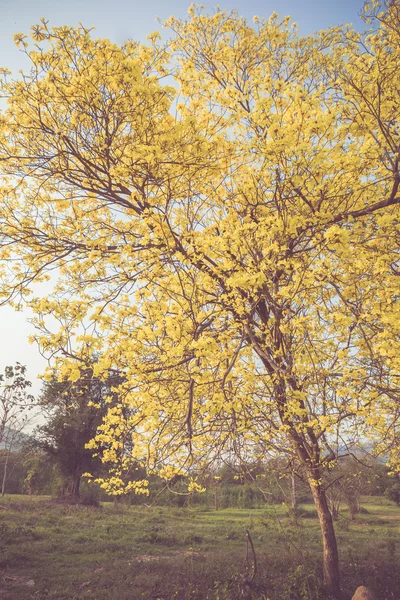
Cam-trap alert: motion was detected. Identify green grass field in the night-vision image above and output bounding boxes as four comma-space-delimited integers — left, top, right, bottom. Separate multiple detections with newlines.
0, 495, 398, 600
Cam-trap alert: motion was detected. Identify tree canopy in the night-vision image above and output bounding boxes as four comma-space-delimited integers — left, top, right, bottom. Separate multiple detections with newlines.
1, 2, 400, 594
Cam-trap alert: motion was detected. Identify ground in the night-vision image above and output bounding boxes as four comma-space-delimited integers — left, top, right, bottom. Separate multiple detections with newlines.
0, 495, 398, 600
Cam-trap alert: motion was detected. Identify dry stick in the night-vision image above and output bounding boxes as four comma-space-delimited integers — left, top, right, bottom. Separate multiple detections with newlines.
245, 529, 257, 581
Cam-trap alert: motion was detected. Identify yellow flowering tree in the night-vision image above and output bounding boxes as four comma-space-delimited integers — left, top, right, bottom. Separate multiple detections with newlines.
1, 3, 400, 595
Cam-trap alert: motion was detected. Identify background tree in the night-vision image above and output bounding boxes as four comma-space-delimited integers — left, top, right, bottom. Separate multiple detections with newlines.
1, 424, 28, 495
0, 364, 34, 495
36, 364, 123, 499
325, 454, 382, 521
385, 474, 400, 506
0, 449, 27, 494
1, 3, 400, 596
22, 450, 62, 496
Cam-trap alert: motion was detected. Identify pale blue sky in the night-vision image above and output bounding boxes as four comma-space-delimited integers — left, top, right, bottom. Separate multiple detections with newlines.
0, 0, 366, 395
1, 0, 365, 75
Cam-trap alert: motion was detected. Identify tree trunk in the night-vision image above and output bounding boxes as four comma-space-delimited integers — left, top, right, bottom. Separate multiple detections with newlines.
291, 471, 297, 511
309, 477, 341, 598
71, 470, 81, 498
268, 371, 341, 596
331, 502, 340, 521
1, 450, 10, 496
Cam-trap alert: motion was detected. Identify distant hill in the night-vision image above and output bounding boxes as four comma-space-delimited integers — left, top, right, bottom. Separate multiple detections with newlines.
337, 442, 387, 463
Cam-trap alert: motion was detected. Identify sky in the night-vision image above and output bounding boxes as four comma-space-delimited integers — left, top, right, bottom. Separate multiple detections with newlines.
0, 0, 366, 395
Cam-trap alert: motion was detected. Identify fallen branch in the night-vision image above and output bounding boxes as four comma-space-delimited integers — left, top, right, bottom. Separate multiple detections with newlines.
245, 528, 257, 581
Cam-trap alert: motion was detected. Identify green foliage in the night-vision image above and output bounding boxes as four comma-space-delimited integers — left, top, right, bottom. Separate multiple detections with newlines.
385, 481, 400, 506
23, 451, 63, 496
0, 363, 34, 410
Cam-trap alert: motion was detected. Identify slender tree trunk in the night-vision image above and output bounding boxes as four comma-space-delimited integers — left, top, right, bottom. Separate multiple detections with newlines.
1, 450, 10, 496
308, 476, 341, 598
291, 471, 297, 511
214, 488, 219, 511
331, 501, 340, 521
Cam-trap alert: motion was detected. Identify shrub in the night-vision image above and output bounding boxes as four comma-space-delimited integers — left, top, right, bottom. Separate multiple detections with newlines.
385, 483, 400, 506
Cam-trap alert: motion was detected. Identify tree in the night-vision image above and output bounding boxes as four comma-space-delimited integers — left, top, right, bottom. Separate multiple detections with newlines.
1, 426, 27, 495
1, 3, 400, 595
0, 364, 34, 495
36, 364, 123, 499
325, 454, 379, 521
0, 449, 28, 494
23, 451, 63, 496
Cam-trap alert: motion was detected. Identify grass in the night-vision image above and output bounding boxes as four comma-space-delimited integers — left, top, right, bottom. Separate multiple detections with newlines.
0, 495, 398, 600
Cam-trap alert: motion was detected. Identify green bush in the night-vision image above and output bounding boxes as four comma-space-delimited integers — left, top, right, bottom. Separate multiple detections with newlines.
385, 482, 400, 506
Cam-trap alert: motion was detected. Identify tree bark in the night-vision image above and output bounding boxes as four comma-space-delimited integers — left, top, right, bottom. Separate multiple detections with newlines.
71, 469, 81, 498
309, 476, 341, 598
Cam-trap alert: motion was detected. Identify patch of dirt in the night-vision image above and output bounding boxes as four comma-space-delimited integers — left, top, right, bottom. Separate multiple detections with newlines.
173, 550, 207, 562
135, 555, 161, 563
135, 550, 207, 563
1, 574, 35, 587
